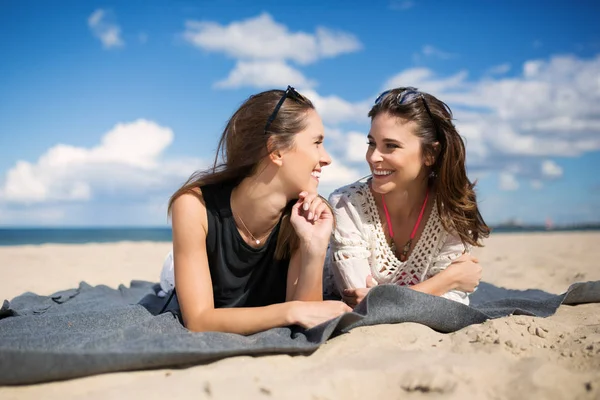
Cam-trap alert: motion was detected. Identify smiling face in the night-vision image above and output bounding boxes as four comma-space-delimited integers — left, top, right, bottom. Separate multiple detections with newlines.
279, 109, 331, 194
366, 112, 432, 194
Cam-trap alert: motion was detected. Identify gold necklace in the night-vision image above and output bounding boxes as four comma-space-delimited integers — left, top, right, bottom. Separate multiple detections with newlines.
233, 212, 276, 245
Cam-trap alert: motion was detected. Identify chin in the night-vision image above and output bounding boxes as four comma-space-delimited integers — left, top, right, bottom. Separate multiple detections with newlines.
370, 180, 395, 194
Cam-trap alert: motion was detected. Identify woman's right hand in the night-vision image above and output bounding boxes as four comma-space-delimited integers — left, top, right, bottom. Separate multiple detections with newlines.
290, 192, 334, 254
289, 301, 352, 329
446, 253, 482, 293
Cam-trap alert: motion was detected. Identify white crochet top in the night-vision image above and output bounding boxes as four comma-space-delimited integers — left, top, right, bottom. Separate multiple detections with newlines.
323, 179, 471, 305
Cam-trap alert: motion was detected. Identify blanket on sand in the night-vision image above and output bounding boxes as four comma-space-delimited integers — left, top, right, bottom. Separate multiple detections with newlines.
1, 280, 599, 385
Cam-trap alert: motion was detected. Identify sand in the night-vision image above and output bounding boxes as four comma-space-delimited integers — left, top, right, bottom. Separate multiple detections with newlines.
1, 232, 599, 399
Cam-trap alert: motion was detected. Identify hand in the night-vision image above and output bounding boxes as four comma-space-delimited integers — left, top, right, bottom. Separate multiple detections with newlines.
342, 275, 377, 308
290, 192, 334, 252
446, 253, 482, 293
289, 300, 352, 329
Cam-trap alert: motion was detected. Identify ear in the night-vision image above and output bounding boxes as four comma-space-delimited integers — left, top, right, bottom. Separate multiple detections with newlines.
269, 149, 284, 166
424, 141, 441, 167
267, 136, 284, 167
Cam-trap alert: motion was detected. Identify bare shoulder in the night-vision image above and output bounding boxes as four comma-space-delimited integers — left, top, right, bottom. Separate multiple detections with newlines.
172, 187, 208, 235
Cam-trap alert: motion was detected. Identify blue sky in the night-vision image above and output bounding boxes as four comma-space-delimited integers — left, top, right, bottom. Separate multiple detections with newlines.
1, 0, 599, 227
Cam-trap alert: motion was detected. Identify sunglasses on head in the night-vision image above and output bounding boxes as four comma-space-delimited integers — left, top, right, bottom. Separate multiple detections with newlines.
375, 87, 441, 140
264, 86, 307, 135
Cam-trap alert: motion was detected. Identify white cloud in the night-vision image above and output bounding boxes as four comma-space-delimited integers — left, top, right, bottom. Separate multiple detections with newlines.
377, 55, 600, 181
383, 68, 468, 94
302, 90, 370, 125
345, 132, 368, 162
88, 9, 124, 49
499, 172, 519, 191
318, 157, 364, 197
541, 160, 563, 178
214, 61, 316, 89
0, 120, 204, 204
487, 63, 511, 75
183, 13, 361, 65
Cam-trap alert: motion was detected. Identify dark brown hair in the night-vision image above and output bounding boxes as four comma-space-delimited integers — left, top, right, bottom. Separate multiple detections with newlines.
168, 89, 316, 258
368, 88, 490, 246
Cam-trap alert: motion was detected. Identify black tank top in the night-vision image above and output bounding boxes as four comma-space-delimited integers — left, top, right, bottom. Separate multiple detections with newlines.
202, 181, 291, 308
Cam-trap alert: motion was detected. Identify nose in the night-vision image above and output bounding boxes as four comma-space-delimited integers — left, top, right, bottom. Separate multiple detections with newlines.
367, 146, 383, 164
320, 146, 332, 166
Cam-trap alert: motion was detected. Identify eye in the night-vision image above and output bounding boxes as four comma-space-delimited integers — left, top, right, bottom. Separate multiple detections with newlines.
367, 140, 375, 147
314, 140, 323, 146
386, 143, 400, 149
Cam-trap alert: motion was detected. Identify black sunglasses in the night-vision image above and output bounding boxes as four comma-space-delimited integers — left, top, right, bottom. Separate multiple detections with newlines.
375, 87, 441, 139
264, 85, 307, 135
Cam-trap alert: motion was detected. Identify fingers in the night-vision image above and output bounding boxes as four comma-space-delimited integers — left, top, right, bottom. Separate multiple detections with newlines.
339, 301, 353, 312
365, 274, 376, 288
298, 193, 328, 222
341, 296, 357, 308
454, 253, 471, 263
341, 289, 358, 308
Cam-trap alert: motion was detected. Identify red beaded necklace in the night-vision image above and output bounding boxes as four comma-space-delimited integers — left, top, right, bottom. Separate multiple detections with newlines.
381, 189, 429, 262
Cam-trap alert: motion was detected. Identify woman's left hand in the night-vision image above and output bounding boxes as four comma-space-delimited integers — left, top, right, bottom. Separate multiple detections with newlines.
342, 275, 377, 308
290, 192, 334, 253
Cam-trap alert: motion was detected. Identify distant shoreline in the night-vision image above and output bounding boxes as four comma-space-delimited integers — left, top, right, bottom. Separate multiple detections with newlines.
0, 225, 599, 247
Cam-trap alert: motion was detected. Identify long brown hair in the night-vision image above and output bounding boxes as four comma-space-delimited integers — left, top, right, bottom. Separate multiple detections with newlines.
168, 89, 316, 258
368, 88, 490, 246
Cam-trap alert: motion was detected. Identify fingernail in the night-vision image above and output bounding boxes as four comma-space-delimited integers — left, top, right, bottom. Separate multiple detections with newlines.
303, 203, 309, 210
307, 212, 313, 220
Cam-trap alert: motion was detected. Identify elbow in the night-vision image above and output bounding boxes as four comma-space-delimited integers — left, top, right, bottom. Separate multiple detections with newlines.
182, 310, 213, 333
185, 322, 210, 333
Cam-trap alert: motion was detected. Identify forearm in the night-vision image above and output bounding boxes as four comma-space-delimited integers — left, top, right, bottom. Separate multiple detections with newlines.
291, 247, 327, 301
184, 302, 297, 335
410, 267, 458, 296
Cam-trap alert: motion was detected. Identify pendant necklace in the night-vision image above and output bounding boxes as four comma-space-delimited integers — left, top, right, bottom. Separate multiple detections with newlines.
381, 189, 429, 262
233, 212, 276, 245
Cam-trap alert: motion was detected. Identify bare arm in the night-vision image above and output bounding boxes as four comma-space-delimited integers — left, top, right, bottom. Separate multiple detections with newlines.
173, 191, 349, 335
285, 193, 333, 302
286, 245, 327, 302
173, 192, 295, 334
409, 267, 460, 296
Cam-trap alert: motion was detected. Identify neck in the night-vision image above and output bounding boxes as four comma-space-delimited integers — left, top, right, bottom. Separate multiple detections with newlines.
230, 170, 291, 232
381, 178, 430, 220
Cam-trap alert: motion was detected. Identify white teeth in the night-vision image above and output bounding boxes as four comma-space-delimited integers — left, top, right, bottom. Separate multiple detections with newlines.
311, 171, 321, 178
373, 170, 393, 176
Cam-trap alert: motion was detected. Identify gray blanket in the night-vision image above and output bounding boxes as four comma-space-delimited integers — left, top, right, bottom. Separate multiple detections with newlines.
1, 280, 599, 385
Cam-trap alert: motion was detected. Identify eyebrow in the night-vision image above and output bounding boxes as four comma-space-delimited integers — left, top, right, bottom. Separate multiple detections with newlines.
367, 134, 401, 144
313, 134, 324, 141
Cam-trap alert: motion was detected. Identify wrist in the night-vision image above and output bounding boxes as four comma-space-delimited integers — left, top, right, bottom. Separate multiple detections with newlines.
285, 301, 301, 325
444, 266, 460, 291
300, 237, 328, 255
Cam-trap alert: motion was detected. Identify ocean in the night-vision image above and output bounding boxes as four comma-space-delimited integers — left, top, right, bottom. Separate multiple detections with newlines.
0, 228, 173, 246
0, 226, 598, 246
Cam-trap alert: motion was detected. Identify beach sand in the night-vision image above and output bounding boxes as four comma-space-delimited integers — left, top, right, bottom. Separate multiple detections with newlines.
1, 232, 599, 399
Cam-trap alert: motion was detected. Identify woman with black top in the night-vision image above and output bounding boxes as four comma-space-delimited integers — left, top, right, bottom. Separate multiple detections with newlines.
166, 87, 351, 334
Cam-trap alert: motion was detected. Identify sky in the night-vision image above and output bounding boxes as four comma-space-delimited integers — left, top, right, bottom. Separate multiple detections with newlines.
1, 0, 599, 227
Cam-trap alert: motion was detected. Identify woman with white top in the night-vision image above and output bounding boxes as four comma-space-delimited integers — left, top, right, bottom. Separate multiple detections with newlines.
324, 87, 490, 307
